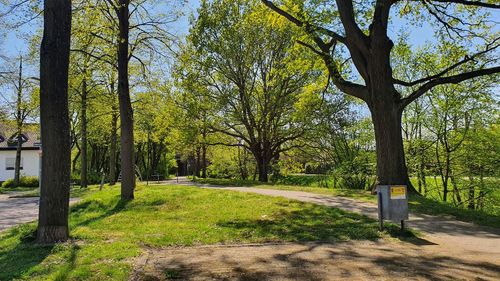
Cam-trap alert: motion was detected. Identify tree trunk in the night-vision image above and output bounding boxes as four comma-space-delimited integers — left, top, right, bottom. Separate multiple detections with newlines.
14, 56, 23, 187
255, 152, 269, 182
257, 161, 268, 182
117, 0, 135, 200
14, 132, 22, 186
72, 142, 80, 173
37, 0, 72, 244
195, 147, 201, 178
467, 177, 475, 210
109, 105, 118, 185
201, 131, 207, 178
80, 75, 88, 188
369, 99, 414, 191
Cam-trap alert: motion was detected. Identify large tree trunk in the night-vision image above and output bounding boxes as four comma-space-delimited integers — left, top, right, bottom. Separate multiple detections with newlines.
80, 75, 88, 188
117, 0, 135, 200
14, 56, 23, 187
369, 98, 414, 192
255, 152, 270, 182
257, 160, 269, 182
37, 0, 72, 244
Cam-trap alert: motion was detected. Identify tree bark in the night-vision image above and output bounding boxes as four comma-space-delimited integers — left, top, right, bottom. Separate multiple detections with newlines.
201, 130, 207, 178
257, 160, 269, 182
195, 147, 201, 178
368, 97, 413, 190
117, 0, 135, 200
37, 0, 72, 244
201, 145, 207, 178
80, 75, 88, 188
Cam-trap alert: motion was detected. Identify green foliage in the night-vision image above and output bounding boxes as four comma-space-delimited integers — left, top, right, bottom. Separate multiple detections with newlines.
70, 173, 102, 186
1, 176, 38, 188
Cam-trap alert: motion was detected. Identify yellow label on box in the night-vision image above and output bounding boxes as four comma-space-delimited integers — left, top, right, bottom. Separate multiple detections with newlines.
390, 186, 406, 199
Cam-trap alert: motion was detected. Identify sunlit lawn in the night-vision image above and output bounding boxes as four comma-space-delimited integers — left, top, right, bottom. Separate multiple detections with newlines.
194, 177, 500, 228
0, 184, 411, 281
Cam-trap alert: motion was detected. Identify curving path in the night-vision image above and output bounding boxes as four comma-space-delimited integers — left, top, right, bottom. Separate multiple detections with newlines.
0, 193, 79, 233
160, 177, 500, 260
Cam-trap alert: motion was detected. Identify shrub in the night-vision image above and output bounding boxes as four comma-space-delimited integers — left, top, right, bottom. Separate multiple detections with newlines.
71, 172, 103, 186
1, 176, 39, 188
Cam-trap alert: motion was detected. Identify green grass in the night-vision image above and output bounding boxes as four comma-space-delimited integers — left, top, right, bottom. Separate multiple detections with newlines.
194, 177, 500, 228
194, 177, 376, 202
408, 195, 500, 228
1, 185, 97, 198
0, 186, 38, 194
0, 184, 412, 281
409, 177, 500, 216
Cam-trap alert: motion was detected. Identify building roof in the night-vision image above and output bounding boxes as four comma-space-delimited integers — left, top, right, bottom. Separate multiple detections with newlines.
0, 123, 41, 150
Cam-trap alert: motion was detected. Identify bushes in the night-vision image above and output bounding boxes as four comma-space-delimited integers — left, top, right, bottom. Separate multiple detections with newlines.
1, 176, 39, 188
70, 172, 103, 185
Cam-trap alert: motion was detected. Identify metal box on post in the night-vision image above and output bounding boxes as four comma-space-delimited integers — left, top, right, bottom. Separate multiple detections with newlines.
377, 185, 409, 230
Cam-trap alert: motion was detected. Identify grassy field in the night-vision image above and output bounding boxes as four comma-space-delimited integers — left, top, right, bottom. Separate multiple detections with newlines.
0, 184, 411, 281
193, 177, 500, 228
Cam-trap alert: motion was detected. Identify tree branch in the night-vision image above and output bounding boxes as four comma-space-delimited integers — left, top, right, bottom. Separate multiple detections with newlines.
428, 0, 500, 9
401, 66, 500, 108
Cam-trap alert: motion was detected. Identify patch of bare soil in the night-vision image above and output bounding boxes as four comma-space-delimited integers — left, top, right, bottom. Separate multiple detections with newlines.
130, 240, 500, 281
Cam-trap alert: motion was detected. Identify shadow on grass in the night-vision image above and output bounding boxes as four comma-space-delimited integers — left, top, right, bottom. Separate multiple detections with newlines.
0, 197, 130, 280
217, 203, 417, 242
70, 196, 130, 228
409, 195, 500, 229
0, 225, 53, 280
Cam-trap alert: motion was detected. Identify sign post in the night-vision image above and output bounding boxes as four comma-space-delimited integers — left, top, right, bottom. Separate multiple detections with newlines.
377, 185, 409, 231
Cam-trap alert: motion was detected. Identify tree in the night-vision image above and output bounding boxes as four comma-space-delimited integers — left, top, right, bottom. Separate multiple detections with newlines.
101, 0, 135, 199
37, 0, 72, 243
182, 0, 324, 182
0, 55, 38, 187
261, 0, 500, 192
90, 0, 180, 198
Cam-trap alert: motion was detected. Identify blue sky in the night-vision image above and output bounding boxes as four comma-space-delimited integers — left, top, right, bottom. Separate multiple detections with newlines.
3, 0, 440, 57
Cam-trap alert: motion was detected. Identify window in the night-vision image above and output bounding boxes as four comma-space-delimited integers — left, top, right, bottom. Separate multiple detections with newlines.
6, 157, 23, 170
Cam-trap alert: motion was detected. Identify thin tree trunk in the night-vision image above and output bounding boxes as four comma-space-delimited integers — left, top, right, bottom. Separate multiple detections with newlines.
109, 104, 118, 185
467, 176, 475, 210
195, 146, 201, 178
80, 75, 88, 188
202, 130, 207, 178
117, 0, 135, 200
37, 0, 72, 243
72, 141, 80, 173
14, 56, 23, 187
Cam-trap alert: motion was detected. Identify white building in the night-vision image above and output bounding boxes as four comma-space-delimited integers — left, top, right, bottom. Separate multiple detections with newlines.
0, 124, 40, 182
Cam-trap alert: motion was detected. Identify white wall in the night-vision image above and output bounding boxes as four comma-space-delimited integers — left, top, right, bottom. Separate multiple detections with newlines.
0, 150, 40, 182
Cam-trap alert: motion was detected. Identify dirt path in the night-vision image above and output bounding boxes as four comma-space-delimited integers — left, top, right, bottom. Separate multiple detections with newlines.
132, 241, 500, 281
130, 178, 500, 280
0, 193, 79, 233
